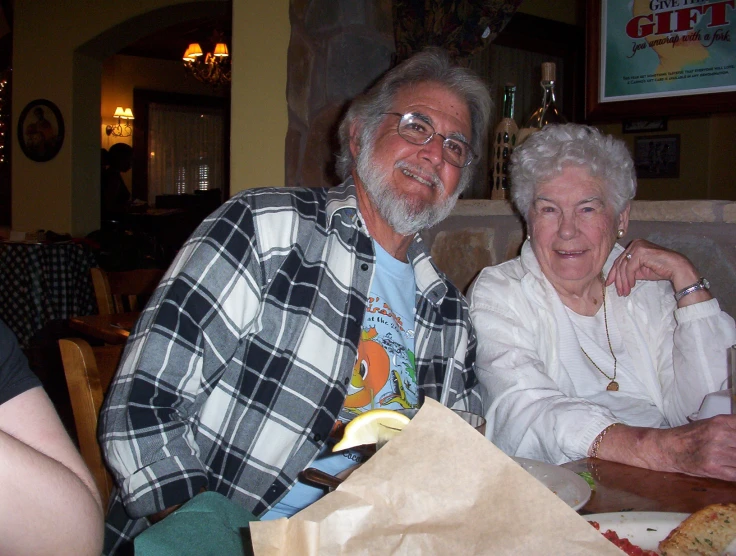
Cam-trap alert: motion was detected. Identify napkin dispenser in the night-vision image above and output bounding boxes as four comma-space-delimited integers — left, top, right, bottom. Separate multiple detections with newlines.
691, 389, 732, 420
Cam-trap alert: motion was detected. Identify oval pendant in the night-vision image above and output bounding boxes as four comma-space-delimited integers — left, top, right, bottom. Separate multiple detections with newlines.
607, 381, 619, 391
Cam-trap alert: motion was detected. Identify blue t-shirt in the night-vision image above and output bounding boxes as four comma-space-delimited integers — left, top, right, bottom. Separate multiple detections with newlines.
260, 240, 417, 520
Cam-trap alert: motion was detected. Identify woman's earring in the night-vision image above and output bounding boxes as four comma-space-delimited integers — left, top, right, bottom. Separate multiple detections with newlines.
526, 234, 531, 241
617, 229, 624, 238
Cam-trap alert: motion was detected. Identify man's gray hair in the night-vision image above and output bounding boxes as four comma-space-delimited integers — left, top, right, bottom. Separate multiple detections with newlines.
510, 123, 637, 221
336, 48, 492, 192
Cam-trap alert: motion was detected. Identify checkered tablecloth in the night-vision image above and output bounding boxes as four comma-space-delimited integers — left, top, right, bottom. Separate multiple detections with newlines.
0, 242, 97, 348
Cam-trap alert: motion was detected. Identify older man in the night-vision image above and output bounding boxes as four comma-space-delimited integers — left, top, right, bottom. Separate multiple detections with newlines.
100, 48, 491, 554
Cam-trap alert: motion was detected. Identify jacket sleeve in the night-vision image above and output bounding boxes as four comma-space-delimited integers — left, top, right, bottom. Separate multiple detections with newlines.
468, 267, 617, 464
450, 303, 483, 416
99, 196, 264, 519
651, 289, 736, 425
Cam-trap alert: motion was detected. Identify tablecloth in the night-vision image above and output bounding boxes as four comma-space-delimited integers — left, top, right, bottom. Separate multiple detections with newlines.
0, 242, 97, 348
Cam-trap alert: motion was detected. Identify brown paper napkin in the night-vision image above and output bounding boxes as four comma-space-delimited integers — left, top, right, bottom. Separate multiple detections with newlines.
250, 399, 623, 555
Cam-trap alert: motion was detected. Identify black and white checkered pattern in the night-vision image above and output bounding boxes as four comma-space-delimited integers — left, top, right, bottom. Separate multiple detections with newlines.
100, 179, 481, 554
0, 243, 97, 348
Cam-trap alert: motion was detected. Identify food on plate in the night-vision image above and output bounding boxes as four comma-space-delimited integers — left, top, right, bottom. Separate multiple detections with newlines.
590, 505, 736, 556
578, 471, 596, 490
332, 408, 411, 452
659, 503, 736, 556
589, 521, 658, 556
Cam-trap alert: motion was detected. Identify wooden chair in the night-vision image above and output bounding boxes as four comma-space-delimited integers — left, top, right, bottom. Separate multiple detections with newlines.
59, 337, 123, 508
91, 267, 165, 315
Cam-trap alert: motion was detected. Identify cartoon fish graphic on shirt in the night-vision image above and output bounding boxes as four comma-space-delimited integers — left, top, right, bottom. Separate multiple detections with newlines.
344, 328, 390, 412
379, 369, 413, 408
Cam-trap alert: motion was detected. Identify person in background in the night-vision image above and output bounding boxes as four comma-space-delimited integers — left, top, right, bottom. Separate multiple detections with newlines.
0, 319, 104, 555
101, 142, 133, 223
101, 147, 110, 172
469, 123, 736, 480
100, 47, 490, 554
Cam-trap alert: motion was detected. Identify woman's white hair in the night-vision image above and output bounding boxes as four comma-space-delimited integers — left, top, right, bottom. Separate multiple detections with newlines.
510, 123, 637, 221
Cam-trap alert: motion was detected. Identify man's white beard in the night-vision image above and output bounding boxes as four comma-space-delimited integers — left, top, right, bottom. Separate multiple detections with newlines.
355, 144, 461, 236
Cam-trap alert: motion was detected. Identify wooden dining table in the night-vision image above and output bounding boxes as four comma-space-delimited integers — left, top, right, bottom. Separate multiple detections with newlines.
562, 457, 736, 514
68, 311, 140, 345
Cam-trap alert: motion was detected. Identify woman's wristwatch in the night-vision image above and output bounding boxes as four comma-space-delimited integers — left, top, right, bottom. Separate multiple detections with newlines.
674, 277, 710, 301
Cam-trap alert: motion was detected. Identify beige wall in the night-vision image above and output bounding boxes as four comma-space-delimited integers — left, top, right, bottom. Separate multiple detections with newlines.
12, 0, 289, 236
598, 114, 736, 202
708, 113, 736, 201
231, 0, 289, 192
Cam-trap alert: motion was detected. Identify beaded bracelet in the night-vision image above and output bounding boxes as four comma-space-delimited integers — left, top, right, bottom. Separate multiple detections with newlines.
589, 423, 619, 459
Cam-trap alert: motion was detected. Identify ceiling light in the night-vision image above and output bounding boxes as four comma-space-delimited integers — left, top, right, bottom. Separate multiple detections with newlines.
182, 32, 231, 89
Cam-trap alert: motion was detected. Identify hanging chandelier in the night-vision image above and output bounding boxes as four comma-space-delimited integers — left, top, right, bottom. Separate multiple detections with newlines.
182, 32, 231, 89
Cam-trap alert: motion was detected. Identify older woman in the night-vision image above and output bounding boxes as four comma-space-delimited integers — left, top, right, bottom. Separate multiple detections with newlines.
469, 123, 736, 481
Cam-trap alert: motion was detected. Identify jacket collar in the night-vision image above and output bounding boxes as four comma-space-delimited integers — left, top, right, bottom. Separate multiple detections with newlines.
325, 176, 360, 226
326, 177, 448, 305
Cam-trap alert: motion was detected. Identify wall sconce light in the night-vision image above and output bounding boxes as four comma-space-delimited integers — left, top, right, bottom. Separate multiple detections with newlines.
105, 106, 134, 137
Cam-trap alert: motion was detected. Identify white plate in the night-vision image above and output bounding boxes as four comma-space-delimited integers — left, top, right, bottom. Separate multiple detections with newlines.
512, 457, 591, 511
586, 512, 689, 551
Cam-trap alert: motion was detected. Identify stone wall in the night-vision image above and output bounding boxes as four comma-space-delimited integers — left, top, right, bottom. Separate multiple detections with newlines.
286, 0, 394, 189
423, 200, 736, 319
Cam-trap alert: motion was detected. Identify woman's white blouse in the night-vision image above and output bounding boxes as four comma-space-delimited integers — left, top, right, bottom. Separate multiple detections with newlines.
468, 241, 736, 464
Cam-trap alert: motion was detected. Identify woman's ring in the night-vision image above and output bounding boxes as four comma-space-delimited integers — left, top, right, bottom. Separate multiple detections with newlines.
625, 253, 632, 260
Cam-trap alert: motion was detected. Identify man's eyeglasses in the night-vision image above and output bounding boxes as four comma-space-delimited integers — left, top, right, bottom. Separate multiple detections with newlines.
383, 112, 476, 168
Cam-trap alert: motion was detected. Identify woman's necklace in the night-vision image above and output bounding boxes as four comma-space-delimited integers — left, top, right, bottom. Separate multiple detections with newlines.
579, 280, 619, 391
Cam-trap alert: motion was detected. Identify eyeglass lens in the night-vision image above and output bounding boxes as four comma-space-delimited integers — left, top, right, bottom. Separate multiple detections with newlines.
397, 113, 472, 167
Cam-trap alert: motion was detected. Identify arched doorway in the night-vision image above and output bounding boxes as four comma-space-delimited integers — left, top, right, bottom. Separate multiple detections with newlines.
71, 1, 230, 234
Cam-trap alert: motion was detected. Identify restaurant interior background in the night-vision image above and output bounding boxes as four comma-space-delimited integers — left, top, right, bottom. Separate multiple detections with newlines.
2, 0, 736, 388
0, 0, 733, 481
1, 0, 735, 240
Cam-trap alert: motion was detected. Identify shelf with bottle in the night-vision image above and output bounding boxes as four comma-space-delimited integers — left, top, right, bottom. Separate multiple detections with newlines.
490, 84, 518, 200
517, 62, 567, 145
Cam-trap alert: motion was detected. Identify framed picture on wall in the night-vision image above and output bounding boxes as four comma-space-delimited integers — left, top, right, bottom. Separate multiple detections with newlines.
622, 117, 667, 134
634, 134, 680, 179
586, 0, 736, 120
17, 99, 65, 162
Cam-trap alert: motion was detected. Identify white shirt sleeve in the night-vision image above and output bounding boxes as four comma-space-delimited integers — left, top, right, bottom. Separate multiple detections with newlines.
656, 294, 736, 425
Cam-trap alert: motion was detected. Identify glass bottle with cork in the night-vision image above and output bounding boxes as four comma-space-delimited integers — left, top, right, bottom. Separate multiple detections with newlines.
490, 83, 518, 200
517, 62, 567, 145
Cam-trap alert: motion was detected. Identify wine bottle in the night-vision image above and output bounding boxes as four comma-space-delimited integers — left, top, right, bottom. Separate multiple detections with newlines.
517, 62, 567, 145
490, 84, 518, 200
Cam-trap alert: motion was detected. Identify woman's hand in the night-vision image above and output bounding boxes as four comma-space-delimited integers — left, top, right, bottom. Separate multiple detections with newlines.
655, 415, 736, 481
598, 416, 736, 482
605, 239, 709, 304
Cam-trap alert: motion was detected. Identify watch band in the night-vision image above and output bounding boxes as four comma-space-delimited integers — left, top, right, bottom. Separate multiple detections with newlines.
674, 277, 710, 302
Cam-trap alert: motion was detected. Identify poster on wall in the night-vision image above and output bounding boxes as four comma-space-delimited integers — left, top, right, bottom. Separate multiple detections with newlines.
587, 0, 736, 119
602, 0, 736, 102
